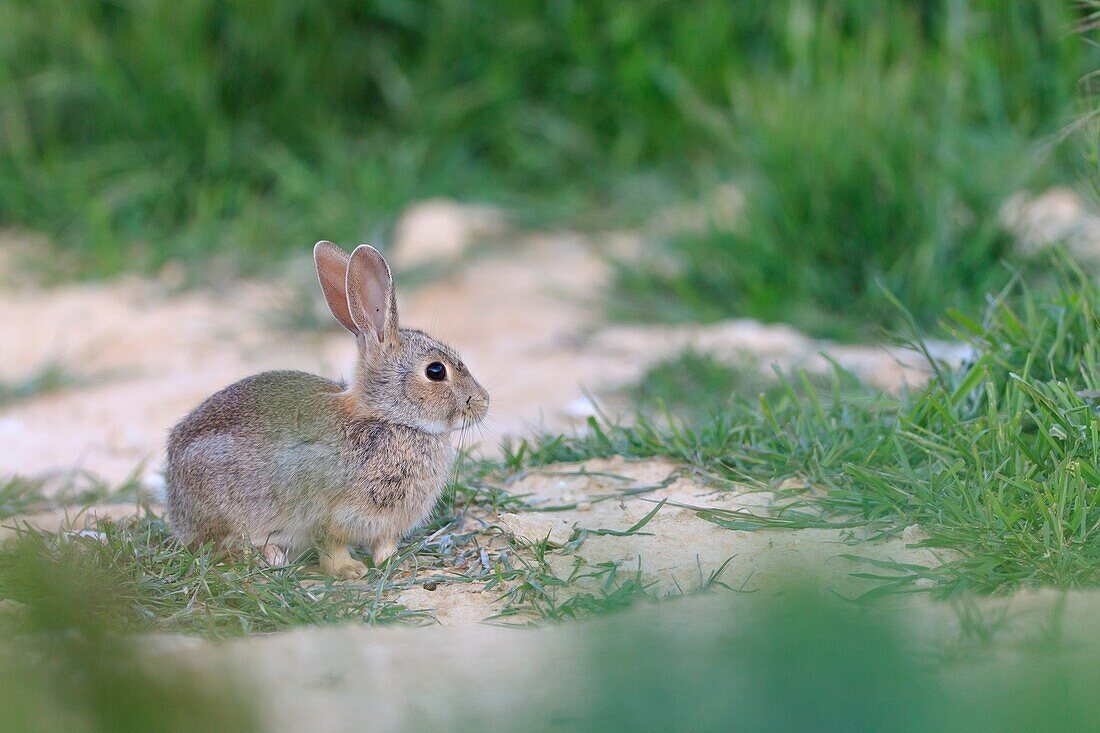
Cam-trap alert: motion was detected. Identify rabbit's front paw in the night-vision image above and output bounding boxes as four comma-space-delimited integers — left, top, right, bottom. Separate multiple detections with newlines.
320, 546, 368, 580
330, 558, 369, 580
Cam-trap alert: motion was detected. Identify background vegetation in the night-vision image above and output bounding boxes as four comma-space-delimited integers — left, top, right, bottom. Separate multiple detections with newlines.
1, 1, 1094, 337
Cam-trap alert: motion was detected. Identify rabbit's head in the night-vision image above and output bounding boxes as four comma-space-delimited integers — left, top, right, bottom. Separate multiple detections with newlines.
314, 241, 489, 434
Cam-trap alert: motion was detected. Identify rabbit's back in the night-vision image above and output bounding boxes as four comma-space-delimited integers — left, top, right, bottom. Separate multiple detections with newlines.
165, 370, 347, 547
168, 370, 343, 447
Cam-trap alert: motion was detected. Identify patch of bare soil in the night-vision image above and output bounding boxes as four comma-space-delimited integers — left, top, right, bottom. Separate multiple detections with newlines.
489, 456, 950, 602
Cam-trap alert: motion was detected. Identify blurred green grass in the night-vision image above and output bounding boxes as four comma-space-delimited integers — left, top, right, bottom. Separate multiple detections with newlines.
0, 532, 259, 733
497, 588, 1100, 733
1, 1, 1092, 329
627, 350, 842, 425
0, 0, 770, 275
611, 2, 1095, 338
9, 560, 1100, 733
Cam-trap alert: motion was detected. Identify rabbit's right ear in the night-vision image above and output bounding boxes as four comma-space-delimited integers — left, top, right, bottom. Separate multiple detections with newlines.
314, 241, 357, 334
346, 244, 399, 346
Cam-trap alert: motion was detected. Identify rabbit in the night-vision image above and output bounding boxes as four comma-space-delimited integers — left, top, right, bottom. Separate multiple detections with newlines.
164, 241, 489, 579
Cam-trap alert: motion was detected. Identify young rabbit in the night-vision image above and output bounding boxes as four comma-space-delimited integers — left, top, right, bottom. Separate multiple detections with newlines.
165, 241, 489, 579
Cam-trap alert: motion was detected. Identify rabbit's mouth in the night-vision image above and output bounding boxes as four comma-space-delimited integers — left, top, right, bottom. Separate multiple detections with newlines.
415, 396, 488, 435
461, 394, 490, 424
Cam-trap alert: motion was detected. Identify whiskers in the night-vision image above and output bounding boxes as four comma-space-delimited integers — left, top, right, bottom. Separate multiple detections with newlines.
447, 414, 471, 510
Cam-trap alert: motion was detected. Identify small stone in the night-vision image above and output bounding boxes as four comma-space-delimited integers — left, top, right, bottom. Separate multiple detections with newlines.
563, 396, 598, 419
777, 477, 809, 492
498, 513, 575, 547
423, 581, 438, 592
902, 524, 930, 545
0, 600, 29, 625
391, 198, 507, 270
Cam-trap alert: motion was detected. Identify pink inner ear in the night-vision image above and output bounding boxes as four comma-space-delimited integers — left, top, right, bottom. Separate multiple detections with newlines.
346, 246, 393, 340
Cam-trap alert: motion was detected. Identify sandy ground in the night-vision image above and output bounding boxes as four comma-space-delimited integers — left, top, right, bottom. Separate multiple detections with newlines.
493, 455, 950, 599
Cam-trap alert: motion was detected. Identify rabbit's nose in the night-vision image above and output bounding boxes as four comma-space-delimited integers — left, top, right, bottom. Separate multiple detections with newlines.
463, 392, 489, 421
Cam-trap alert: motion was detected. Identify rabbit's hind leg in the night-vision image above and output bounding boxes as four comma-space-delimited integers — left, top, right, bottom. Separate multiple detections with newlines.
259, 544, 289, 567
246, 526, 304, 569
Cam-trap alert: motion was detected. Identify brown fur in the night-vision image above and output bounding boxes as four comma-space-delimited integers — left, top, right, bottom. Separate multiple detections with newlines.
164, 243, 488, 579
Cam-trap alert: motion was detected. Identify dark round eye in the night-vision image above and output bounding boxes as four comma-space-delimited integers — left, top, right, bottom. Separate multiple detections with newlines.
425, 362, 447, 381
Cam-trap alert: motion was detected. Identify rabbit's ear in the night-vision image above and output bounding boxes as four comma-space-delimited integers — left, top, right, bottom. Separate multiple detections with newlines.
346, 244, 399, 344
313, 241, 357, 334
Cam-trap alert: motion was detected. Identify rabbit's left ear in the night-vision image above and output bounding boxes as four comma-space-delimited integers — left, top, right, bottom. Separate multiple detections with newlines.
313, 241, 357, 334
345, 244, 400, 345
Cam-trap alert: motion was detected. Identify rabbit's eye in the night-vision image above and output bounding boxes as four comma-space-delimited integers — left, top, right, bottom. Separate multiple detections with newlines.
425, 362, 447, 381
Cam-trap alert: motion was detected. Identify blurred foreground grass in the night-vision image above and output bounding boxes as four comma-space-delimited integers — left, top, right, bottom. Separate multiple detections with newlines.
559, 589, 1100, 733
3, 559, 1100, 732
0, 540, 258, 732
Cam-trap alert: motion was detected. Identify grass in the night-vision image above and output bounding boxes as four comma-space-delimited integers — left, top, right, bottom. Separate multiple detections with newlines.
1, 1, 1093, 315
9, 255, 1100, 630
1, 519, 431, 635
0, 632, 260, 733
0, 530, 260, 733
8, 260, 1100, 728
472, 588, 1100, 733
612, 2, 1095, 340
9, 553, 1100, 732
0, 476, 51, 520
0, 0, 770, 276
520, 255, 1100, 593
0, 469, 144, 520
0, 465, 712, 636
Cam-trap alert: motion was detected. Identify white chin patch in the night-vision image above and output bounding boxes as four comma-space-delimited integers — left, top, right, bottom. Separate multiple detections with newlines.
417, 419, 450, 435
